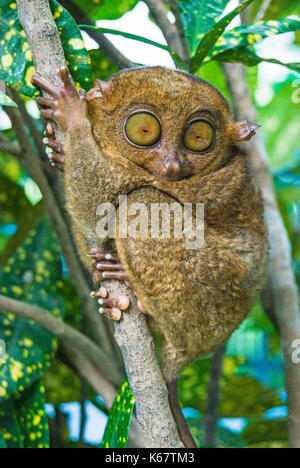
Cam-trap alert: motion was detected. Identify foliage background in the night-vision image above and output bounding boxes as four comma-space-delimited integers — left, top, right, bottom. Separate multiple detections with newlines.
0, 0, 299, 448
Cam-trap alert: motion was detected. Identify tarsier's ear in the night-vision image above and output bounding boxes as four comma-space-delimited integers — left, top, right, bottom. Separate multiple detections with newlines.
229, 121, 260, 142
85, 79, 113, 102
93, 78, 112, 97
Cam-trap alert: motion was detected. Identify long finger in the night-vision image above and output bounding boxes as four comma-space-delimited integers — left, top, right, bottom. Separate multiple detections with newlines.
87, 252, 120, 263
36, 97, 56, 109
96, 262, 124, 271
99, 307, 122, 321
58, 67, 77, 97
90, 287, 108, 299
50, 152, 65, 164
31, 75, 62, 99
101, 271, 128, 280
40, 108, 55, 120
98, 296, 130, 311
43, 137, 64, 153
46, 122, 54, 136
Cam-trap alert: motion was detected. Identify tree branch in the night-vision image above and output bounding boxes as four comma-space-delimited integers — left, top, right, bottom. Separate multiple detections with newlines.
17, 0, 183, 448
111, 280, 184, 448
167, 0, 190, 64
0, 293, 121, 386
144, 0, 189, 68
14, 0, 120, 359
222, 62, 300, 449
0, 138, 21, 158
204, 345, 226, 448
8, 87, 48, 160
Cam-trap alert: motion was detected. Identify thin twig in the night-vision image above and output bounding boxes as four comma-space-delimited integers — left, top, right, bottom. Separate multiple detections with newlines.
8, 87, 48, 160
0, 293, 121, 385
254, 0, 272, 22
0, 139, 21, 158
204, 345, 226, 448
144, 0, 189, 68
168, 0, 190, 64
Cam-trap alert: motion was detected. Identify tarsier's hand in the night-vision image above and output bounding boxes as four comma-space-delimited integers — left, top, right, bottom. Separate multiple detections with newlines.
88, 247, 146, 321
32, 67, 87, 133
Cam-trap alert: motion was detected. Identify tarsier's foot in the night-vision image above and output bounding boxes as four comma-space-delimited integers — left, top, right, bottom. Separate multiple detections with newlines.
88, 247, 130, 322
43, 122, 65, 171
88, 247, 146, 320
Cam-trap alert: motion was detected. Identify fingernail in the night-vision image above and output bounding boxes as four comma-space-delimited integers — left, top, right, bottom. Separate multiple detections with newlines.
111, 308, 122, 321
118, 296, 130, 310
105, 253, 112, 260
99, 287, 108, 298
99, 307, 104, 314
43, 138, 48, 144
98, 299, 103, 305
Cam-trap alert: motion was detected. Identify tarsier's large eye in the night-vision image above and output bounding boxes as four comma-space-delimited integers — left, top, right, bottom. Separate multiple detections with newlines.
184, 120, 214, 152
125, 112, 161, 147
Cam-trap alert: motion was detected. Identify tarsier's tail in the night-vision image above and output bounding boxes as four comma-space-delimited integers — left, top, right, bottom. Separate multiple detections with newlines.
166, 380, 197, 449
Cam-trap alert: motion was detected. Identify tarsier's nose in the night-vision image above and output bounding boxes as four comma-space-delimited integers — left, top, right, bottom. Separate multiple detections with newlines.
162, 154, 183, 180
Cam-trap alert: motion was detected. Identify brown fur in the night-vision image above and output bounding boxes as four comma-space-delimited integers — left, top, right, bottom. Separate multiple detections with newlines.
63, 66, 268, 381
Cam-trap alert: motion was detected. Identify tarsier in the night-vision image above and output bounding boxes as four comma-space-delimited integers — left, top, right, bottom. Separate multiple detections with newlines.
32, 66, 268, 448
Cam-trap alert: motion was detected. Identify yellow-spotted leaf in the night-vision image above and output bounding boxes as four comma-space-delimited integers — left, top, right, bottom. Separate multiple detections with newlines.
0, 90, 16, 107
210, 46, 300, 73
0, 219, 64, 403
190, 0, 255, 73
179, 0, 230, 55
205, 19, 300, 62
0, 380, 49, 448
51, 0, 93, 90
0, 0, 92, 97
0, 0, 37, 97
99, 380, 135, 448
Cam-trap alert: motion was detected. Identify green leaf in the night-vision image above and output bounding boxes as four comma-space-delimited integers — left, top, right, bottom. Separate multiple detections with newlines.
256, 0, 300, 21
0, 380, 49, 448
0, 0, 37, 97
89, 49, 119, 80
0, 90, 16, 107
242, 417, 288, 447
99, 380, 135, 448
0, 431, 7, 448
80, 25, 185, 68
190, 0, 255, 73
206, 19, 300, 61
0, 219, 64, 403
256, 78, 300, 169
0, 0, 92, 97
179, 0, 230, 55
249, 0, 300, 22
50, 0, 93, 91
72, 0, 139, 21
211, 46, 300, 73
0, 174, 32, 225
197, 61, 232, 103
